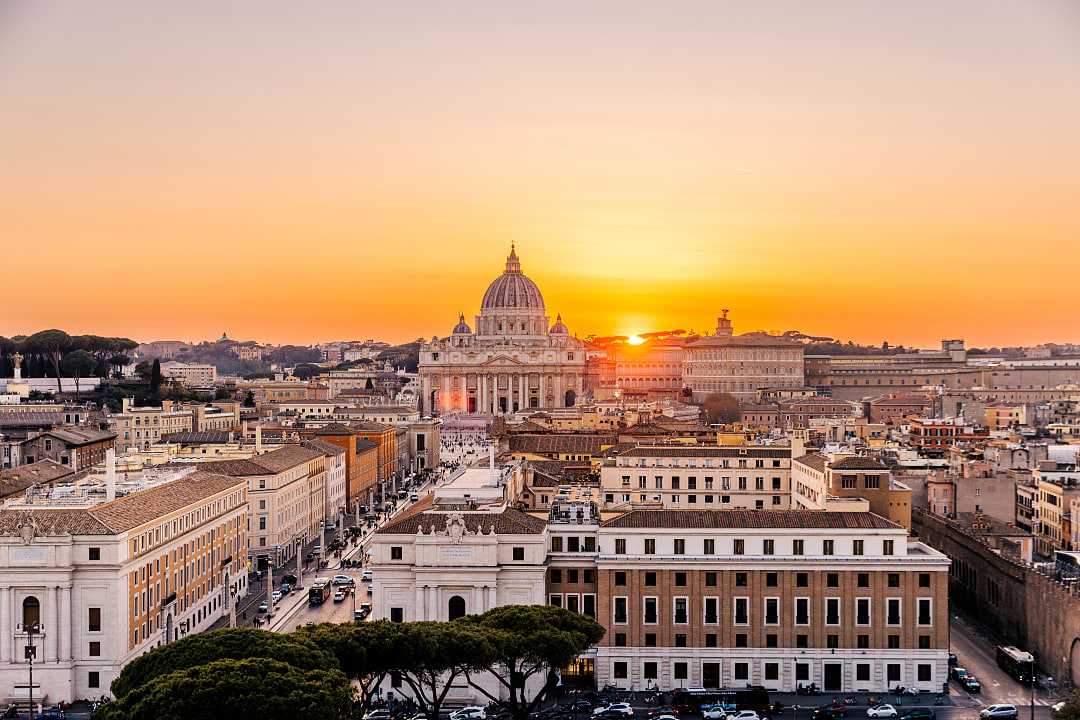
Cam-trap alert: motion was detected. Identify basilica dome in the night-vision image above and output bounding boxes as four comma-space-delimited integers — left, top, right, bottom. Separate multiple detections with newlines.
480, 245, 545, 312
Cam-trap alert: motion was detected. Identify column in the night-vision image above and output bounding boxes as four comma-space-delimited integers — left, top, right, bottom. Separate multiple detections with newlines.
46, 585, 58, 662
520, 375, 527, 409
480, 375, 488, 415
441, 373, 450, 413
59, 585, 71, 661
494, 374, 502, 415
487, 584, 497, 610
415, 586, 426, 621
539, 373, 546, 408
0, 588, 8, 662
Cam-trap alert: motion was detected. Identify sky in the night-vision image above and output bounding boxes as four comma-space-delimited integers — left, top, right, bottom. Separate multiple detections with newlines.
2, 1, 1079, 347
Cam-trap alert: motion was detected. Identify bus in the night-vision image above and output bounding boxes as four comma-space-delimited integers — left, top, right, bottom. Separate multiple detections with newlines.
996, 645, 1035, 684
672, 687, 772, 715
308, 578, 332, 605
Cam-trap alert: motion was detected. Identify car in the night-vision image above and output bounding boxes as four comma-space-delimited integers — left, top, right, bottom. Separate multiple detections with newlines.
271, 590, 282, 602
980, 706, 1018, 720
331, 574, 354, 586
279, 583, 291, 596
354, 603, 372, 621
35, 708, 65, 720
258, 600, 268, 613
868, 707, 898, 719
961, 676, 982, 693
325, 520, 336, 530
726, 712, 759, 720
333, 589, 346, 602
948, 653, 958, 666
593, 704, 632, 718
703, 707, 726, 720
449, 707, 488, 720
898, 711, 935, 720
594, 712, 629, 720
410, 493, 420, 502
652, 716, 678, 720
1052, 703, 1066, 715
952, 667, 969, 681
361, 569, 373, 582
364, 711, 392, 720
647, 708, 678, 719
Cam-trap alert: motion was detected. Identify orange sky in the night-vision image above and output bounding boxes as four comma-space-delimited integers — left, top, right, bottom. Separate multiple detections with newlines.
2, 2, 1079, 347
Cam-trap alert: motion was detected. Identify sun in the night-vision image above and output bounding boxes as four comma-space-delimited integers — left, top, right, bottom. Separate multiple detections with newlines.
626, 335, 645, 345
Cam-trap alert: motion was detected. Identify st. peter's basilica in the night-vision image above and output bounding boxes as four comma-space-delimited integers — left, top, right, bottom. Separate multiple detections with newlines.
419, 246, 585, 415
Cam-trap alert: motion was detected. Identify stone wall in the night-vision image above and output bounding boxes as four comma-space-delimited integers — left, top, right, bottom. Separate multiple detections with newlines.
912, 508, 1080, 686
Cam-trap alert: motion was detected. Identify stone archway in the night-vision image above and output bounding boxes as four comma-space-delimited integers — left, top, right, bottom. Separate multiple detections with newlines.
448, 595, 466, 621
565, 389, 576, 407
1071, 637, 1080, 687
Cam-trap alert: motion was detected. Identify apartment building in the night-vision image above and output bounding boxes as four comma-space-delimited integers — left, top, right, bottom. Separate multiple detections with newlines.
110, 399, 194, 453
1032, 461, 1080, 557
0, 467, 248, 703
201, 445, 327, 567
600, 445, 795, 511
792, 453, 912, 530
301, 438, 348, 522
160, 362, 217, 386
301, 424, 380, 512
19, 427, 116, 471
590, 509, 949, 692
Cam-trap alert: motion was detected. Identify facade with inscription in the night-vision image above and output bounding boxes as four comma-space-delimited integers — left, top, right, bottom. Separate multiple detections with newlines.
419, 246, 586, 415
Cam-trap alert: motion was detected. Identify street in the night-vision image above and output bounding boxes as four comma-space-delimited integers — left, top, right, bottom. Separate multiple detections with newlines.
949, 613, 1059, 710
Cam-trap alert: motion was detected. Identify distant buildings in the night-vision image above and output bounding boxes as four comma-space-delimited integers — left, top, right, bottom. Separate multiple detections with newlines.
159, 361, 217, 386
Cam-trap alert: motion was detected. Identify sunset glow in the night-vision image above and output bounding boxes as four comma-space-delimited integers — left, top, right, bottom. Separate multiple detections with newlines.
2, 2, 1079, 347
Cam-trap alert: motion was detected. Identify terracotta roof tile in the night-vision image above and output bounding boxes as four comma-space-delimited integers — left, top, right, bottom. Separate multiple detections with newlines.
377, 506, 547, 535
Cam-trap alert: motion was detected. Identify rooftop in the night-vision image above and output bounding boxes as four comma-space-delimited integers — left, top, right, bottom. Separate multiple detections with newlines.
601, 509, 901, 530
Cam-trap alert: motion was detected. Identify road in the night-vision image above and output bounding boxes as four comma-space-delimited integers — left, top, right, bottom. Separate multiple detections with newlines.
949, 613, 1059, 710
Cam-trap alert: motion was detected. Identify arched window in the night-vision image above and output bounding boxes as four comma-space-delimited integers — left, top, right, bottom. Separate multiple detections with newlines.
22, 596, 40, 630
448, 595, 466, 621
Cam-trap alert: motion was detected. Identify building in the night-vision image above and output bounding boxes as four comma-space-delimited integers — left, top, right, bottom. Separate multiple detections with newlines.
907, 418, 980, 453
792, 454, 912, 530
610, 340, 685, 402
0, 467, 249, 703
350, 422, 400, 496
302, 439, 348, 524
600, 445, 795, 511
591, 509, 949, 692
868, 395, 933, 425
20, 427, 116, 470
985, 404, 1027, 431
682, 311, 804, 402
159, 362, 217, 386
109, 399, 196, 453
301, 425, 380, 512
419, 246, 587, 415
1032, 461, 1080, 557
0, 460, 76, 500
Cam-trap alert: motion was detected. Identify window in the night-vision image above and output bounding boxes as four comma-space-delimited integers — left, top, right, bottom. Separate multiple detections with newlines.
613, 662, 628, 680
796, 634, 809, 648
705, 633, 717, 648
853, 540, 864, 556
766, 633, 778, 648
857, 572, 870, 588
734, 538, 745, 555
887, 664, 901, 684
827, 572, 839, 588
766, 572, 778, 587
765, 661, 779, 680
674, 597, 688, 624
550, 569, 562, 584
796, 662, 810, 681
614, 633, 626, 647
549, 594, 563, 608
675, 633, 687, 647
644, 662, 658, 681
841, 474, 857, 489
551, 536, 563, 552
704, 597, 719, 624
918, 664, 932, 682
734, 597, 749, 625
22, 596, 40, 629
89, 547, 101, 561
735, 572, 747, 587
796, 572, 808, 588
674, 538, 686, 555
919, 635, 931, 649
390, 607, 404, 623
674, 662, 688, 680
614, 597, 627, 624
644, 597, 658, 624
857, 634, 870, 649
390, 546, 403, 560
614, 571, 626, 586
888, 573, 900, 588
703, 538, 715, 555
765, 597, 779, 625
88, 607, 102, 632
644, 538, 656, 555
887, 598, 901, 625
568, 537, 580, 553
89, 641, 101, 656
826, 634, 839, 648
793, 539, 805, 555
917, 598, 932, 626
615, 538, 626, 554
735, 633, 748, 647
583, 594, 596, 618
888, 634, 901, 649
567, 569, 578, 583
645, 633, 657, 647
919, 572, 931, 588
795, 598, 810, 625
645, 571, 657, 586
88, 671, 100, 689
448, 595, 466, 620
823, 539, 835, 556
857, 664, 871, 682
856, 598, 871, 626
705, 571, 717, 587
512, 547, 524, 561
734, 662, 749, 681
883, 540, 895, 555
825, 597, 840, 625
763, 539, 775, 555
675, 571, 687, 587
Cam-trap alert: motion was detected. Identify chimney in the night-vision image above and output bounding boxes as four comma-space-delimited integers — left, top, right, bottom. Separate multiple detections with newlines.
105, 448, 116, 501
122, 397, 132, 414
255, 424, 263, 454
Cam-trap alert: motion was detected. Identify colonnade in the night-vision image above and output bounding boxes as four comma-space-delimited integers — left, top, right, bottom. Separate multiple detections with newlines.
421, 370, 580, 415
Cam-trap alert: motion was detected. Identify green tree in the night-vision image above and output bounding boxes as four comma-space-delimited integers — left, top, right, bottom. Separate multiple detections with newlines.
462, 605, 604, 720
243, 390, 256, 407
24, 329, 72, 394
293, 363, 322, 380
702, 392, 741, 424
294, 621, 402, 714
393, 621, 498, 720
97, 657, 353, 720
61, 349, 96, 401
150, 359, 162, 393
110, 627, 337, 698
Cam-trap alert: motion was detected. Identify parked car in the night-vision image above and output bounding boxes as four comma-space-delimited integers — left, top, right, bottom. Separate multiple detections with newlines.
647, 708, 678, 719
961, 675, 982, 693
449, 707, 487, 720
279, 583, 291, 596
726, 712, 759, 720
812, 709, 847, 720
867, 707, 898, 719
354, 603, 372, 622
325, 520, 336, 530
980, 706, 1018, 720
361, 569, 373, 582
271, 590, 282, 602
948, 653, 958, 666
703, 707, 726, 720
410, 493, 420, 502
653, 716, 678, 720
952, 667, 969, 681
898, 710, 935, 720
593, 704, 632, 718
258, 600, 268, 613
364, 711, 392, 720
331, 574, 354, 586
333, 589, 346, 602
35, 707, 65, 720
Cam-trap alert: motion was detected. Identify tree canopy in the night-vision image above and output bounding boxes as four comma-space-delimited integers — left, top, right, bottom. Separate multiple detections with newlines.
98, 657, 353, 720
110, 628, 337, 698
294, 621, 403, 712
702, 392, 741, 424
392, 620, 499, 720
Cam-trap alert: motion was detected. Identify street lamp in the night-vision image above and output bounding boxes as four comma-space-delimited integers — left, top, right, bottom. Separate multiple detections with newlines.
1029, 656, 1035, 720
20, 620, 40, 714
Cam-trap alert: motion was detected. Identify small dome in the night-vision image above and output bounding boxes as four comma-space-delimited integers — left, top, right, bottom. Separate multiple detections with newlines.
480, 244, 545, 311
452, 312, 472, 334
549, 313, 568, 335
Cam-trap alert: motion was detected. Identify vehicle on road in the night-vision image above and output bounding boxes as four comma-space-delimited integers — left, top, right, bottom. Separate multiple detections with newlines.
271, 590, 282, 602
308, 578, 332, 605
279, 583, 291, 596
867, 707, 897, 718
35, 707, 65, 720
325, 520, 336, 530
960, 675, 981, 693
647, 708, 678, 719
331, 574, 354, 586
410, 493, 419, 502
354, 603, 371, 622
672, 687, 771, 715
361, 569, 373, 582
592, 703, 632, 718
364, 711, 392, 720
258, 600, 268, 613
952, 667, 969, 681
996, 646, 1036, 685
979, 706, 1018, 720
449, 706, 487, 720
333, 589, 346, 602
898, 710, 935, 720
812, 708, 846, 720
702, 707, 726, 720
725, 711, 759, 720
652, 715, 678, 720
948, 653, 958, 666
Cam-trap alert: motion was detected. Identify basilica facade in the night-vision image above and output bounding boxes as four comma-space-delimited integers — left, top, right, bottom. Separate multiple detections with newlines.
419, 246, 586, 415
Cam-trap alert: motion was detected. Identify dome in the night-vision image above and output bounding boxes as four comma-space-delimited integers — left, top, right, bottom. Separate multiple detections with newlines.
452, 312, 472, 334
480, 245, 545, 311
549, 313, 568, 335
